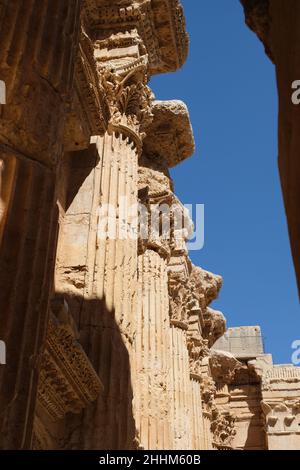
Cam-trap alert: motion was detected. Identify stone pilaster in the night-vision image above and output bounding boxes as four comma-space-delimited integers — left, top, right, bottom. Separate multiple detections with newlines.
169, 325, 193, 449
187, 308, 209, 450
0, 149, 57, 449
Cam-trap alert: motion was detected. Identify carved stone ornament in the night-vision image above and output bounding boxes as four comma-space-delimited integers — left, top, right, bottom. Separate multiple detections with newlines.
101, 62, 154, 144
209, 349, 242, 384
84, 0, 189, 75
37, 312, 103, 422
211, 408, 236, 449
261, 400, 300, 433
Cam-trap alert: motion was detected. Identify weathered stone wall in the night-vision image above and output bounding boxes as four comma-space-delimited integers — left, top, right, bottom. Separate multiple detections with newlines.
214, 327, 300, 450
0, 0, 83, 449
213, 326, 264, 359
241, 0, 300, 295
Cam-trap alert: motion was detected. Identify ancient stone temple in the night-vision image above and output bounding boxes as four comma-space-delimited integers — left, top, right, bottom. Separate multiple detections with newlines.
0, 0, 299, 451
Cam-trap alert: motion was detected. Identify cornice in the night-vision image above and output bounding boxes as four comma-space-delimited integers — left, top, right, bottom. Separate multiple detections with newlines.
143, 100, 195, 168
83, 0, 189, 75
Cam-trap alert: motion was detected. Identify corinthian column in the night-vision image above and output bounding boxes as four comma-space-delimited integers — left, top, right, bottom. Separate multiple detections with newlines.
168, 249, 194, 450
53, 0, 191, 449
78, 130, 141, 450
187, 300, 209, 450
0, 1, 83, 449
136, 100, 195, 449
189, 266, 228, 449
136, 157, 174, 449
55, 25, 153, 448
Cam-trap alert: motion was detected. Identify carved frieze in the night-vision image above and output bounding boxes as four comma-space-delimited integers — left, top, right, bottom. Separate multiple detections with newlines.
37, 312, 102, 422
261, 365, 300, 391
76, 27, 110, 129
261, 400, 300, 434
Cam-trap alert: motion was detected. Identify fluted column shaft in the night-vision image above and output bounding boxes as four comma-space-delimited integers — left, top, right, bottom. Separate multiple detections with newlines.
202, 413, 213, 450
169, 325, 193, 450
190, 378, 205, 449
56, 133, 139, 449
0, 149, 57, 449
0, 0, 82, 449
136, 249, 172, 449
85, 133, 138, 450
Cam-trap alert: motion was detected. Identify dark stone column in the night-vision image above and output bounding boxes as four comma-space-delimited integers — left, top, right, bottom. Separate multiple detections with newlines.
0, 0, 82, 449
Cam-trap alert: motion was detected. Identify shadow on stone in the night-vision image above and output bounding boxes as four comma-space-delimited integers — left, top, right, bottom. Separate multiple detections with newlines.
58, 294, 137, 450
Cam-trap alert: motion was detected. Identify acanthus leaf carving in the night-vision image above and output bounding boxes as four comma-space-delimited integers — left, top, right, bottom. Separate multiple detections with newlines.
103, 67, 153, 129
211, 409, 236, 449
94, 29, 154, 146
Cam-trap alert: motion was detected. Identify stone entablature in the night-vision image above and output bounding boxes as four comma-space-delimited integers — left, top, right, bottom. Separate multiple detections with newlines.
261, 400, 300, 433
214, 327, 300, 450
263, 365, 300, 384
84, 0, 189, 74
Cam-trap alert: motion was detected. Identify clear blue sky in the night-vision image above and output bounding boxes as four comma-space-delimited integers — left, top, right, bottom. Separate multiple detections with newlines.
150, 0, 300, 364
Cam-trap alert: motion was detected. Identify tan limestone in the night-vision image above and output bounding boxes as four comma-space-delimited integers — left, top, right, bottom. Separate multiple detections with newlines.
0, 0, 299, 451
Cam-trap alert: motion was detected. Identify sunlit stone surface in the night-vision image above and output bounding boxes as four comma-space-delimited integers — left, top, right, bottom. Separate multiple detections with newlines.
0, 0, 299, 450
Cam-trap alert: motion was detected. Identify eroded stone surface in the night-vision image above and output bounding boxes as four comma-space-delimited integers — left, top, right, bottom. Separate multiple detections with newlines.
0, 0, 299, 451
241, 0, 300, 296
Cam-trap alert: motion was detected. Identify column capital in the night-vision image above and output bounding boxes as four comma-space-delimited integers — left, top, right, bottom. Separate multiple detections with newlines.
90, 27, 154, 149
102, 64, 154, 148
